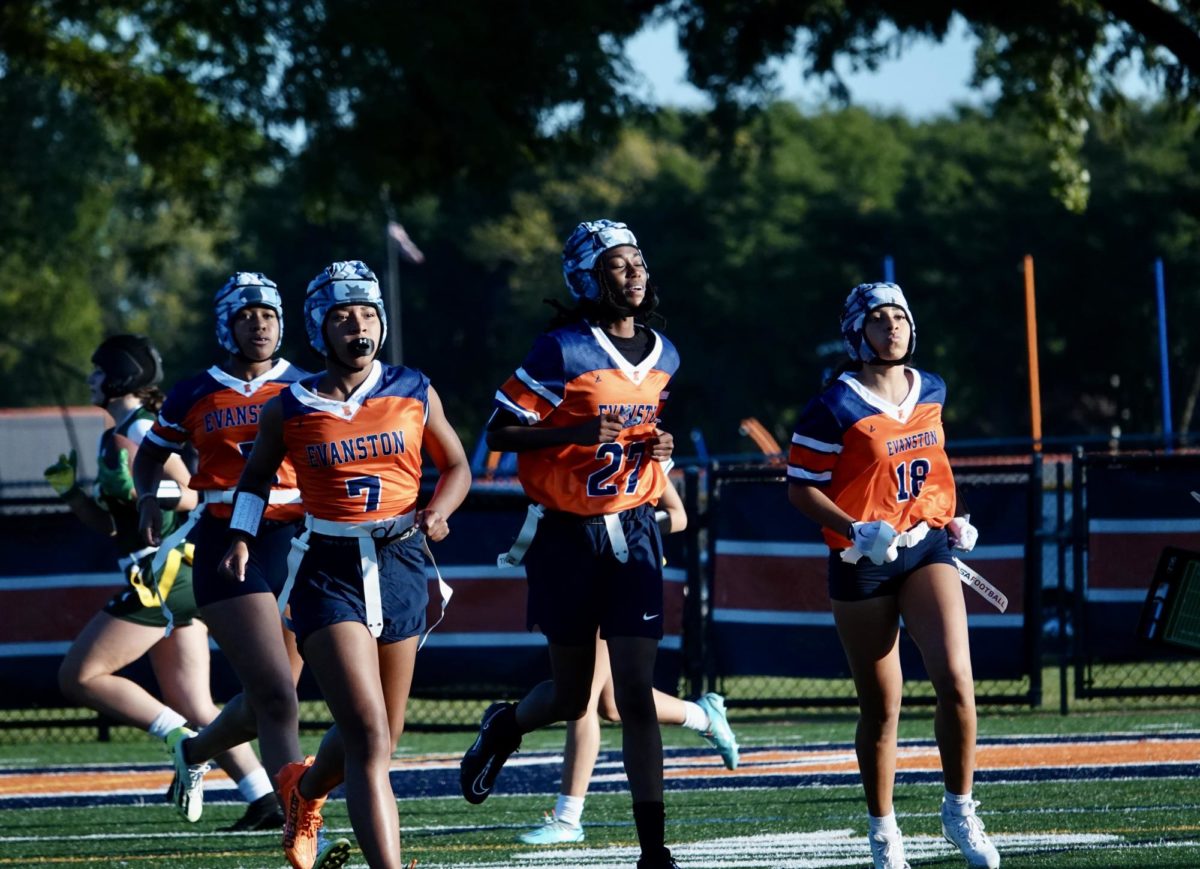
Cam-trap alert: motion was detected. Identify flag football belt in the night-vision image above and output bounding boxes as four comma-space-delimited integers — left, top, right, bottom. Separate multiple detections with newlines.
119, 542, 195, 636
839, 521, 931, 564
496, 504, 632, 568
282, 511, 453, 648
150, 486, 302, 582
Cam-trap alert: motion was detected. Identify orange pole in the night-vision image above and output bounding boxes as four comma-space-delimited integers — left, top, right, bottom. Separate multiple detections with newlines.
1023, 255, 1043, 452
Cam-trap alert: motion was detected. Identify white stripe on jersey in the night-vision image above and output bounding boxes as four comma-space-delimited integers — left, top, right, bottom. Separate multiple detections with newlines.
155, 412, 189, 434
791, 432, 842, 453
144, 429, 184, 453
494, 391, 540, 424
515, 367, 563, 408
787, 465, 832, 482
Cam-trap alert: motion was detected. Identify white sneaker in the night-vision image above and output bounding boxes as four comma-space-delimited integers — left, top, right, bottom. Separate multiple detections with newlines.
517, 811, 585, 845
869, 827, 910, 869
941, 801, 1000, 868
165, 727, 210, 823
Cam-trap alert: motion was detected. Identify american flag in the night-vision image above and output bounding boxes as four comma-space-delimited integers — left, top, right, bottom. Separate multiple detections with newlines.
387, 221, 426, 265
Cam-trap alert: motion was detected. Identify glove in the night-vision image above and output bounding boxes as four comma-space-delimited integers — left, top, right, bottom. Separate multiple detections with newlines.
96, 448, 136, 500
849, 519, 899, 566
44, 449, 79, 497
947, 515, 978, 552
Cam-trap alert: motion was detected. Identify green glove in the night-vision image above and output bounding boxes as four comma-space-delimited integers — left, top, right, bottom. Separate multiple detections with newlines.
44, 449, 79, 497
96, 448, 136, 501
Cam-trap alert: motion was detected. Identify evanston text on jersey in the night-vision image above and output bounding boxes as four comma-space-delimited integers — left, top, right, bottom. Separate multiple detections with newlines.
203, 403, 268, 433
304, 431, 407, 468
597, 403, 659, 427
886, 430, 939, 456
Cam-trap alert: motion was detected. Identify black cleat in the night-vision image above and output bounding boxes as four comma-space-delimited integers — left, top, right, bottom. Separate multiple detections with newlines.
219, 792, 286, 832
459, 701, 521, 804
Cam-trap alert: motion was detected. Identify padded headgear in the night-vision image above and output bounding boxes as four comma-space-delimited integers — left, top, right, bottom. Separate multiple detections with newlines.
562, 219, 645, 301
91, 334, 163, 398
214, 271, 284, 356
840, 282, 916, 363
304, 260, 387, 356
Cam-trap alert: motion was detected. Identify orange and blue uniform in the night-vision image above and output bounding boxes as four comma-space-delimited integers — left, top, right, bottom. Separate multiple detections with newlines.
789, 369, 958, 598
277, 361, 432, 646
147, 360, 308, 605
495, 321, 679, 515
495, 321, 681, 643
148, 361, 307, 522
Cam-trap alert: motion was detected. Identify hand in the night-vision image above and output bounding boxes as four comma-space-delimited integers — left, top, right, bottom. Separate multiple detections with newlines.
218, 539, 250, 582
849, 519, 899, 565
417, 508, 449, 542
96, 448, 135, 500
44, 450, 79, 497
649, 428, 674, 462
138, 495, 164, 546
577, 412, 623, 445
947, 515, 978, 552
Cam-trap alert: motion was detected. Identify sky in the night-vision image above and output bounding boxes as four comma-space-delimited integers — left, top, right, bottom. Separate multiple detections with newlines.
626, 15, 994, 118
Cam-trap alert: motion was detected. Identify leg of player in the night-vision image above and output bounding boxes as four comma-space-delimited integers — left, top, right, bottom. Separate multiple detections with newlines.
831, 596, 909, 869
184, 593, 304, 779
295, 624, 416, 869
900, 564, 1000, 869
151, 621, 274, 824
607, 635, 674, 869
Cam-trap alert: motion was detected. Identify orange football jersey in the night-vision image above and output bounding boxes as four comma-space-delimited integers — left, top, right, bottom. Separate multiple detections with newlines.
279, 362, 428, 523
788, 369, 955, 549
494, 322, 680, 515
148, 361, 307, 520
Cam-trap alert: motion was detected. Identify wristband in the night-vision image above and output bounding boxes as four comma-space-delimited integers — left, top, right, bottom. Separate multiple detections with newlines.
137, 492, 158, 506
655, 509, 671, 535
229, 490, 266, 538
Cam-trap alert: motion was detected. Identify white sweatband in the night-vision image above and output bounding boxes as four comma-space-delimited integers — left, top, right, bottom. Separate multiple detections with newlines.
229, 491, 266, 538
655, 509, 671, 534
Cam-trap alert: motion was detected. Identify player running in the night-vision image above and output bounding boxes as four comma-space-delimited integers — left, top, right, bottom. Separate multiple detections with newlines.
786, 283, 1000, 869
221, 260, 471, 869
460, 219, 682, 869
134, 273, 309, 832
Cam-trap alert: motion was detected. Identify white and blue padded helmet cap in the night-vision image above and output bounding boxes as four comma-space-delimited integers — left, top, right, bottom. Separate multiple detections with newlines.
562, 219, 645, 301
304, 260, 387, 356
840, 282, 915, 363
214, 272, 284, 356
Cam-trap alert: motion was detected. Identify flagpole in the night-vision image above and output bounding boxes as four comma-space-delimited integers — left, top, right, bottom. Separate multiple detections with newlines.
385, 223, 402, 366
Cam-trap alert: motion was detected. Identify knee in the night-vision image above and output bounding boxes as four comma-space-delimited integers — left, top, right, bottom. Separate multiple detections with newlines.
858, 692, 902, 732
340, 717, 394, 764
611, 684, 655, 724
57, 659, 84, 700
553, 687, 592, 722
934, 671, 976, 713
597, 696, 621, 723
248, 681, 299, 726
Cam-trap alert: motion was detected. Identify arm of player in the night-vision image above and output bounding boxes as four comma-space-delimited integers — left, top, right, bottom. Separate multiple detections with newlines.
44, 449, 117, 537
485, 408, 623, 452
656, 477, 687, 534
787, 482, 858, 543
133, 440, 170, 546
417, 385, 473, 542
219, 398, 288, 581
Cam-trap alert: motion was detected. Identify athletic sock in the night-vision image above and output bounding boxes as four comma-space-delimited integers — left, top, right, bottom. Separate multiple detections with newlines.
554, 793, 585, 827
868, 811, 900, 835
237, 767, 274, 803
942, 789, 974, 816
680, 700, 708, 732
632, 800, 667, 861
148, 708, 188, 741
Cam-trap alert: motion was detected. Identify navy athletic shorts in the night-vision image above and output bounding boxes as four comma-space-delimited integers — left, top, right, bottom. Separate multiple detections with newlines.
524, 502, 665, 645
288, 530, 428, 652
191, 511, 300, 608
828, 526, 957, 602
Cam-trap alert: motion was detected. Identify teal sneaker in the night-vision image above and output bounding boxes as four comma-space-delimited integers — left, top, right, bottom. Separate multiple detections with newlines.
517, 811, 585, 845
696, 692, 739, 770
165, 727, 210, 823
